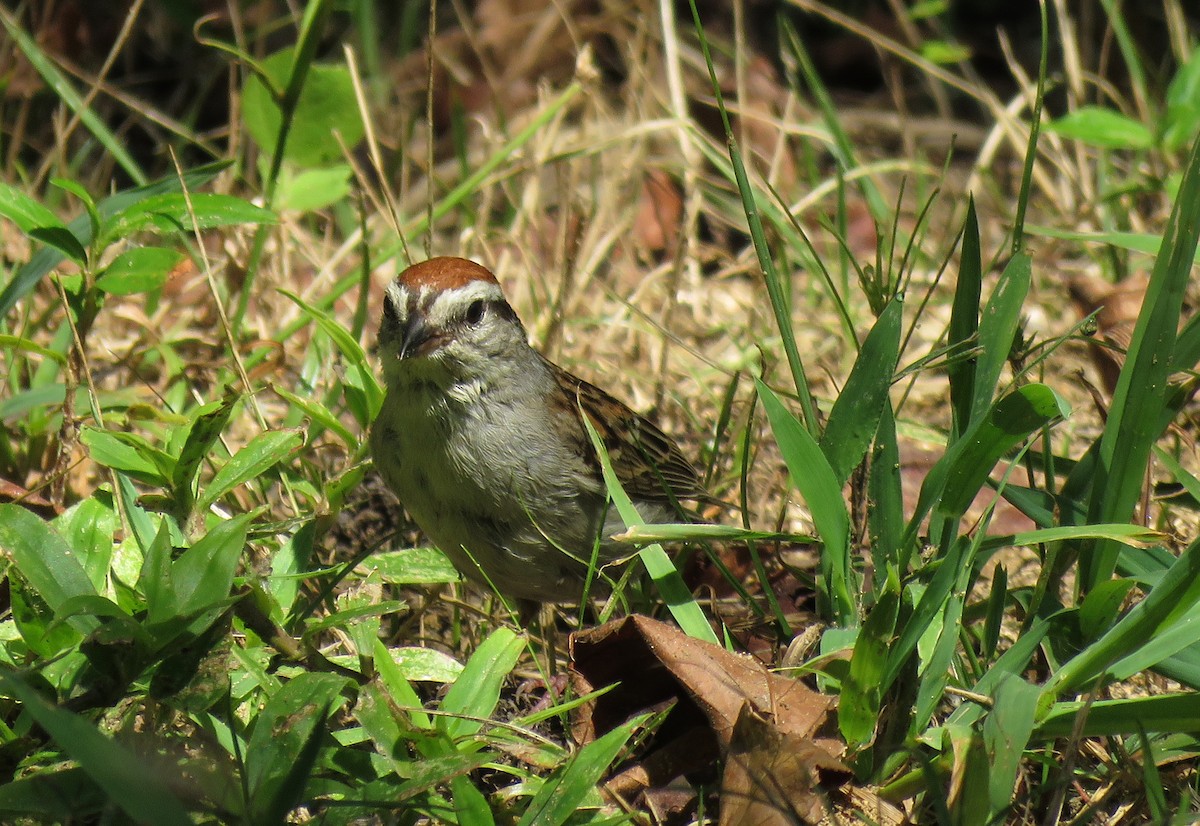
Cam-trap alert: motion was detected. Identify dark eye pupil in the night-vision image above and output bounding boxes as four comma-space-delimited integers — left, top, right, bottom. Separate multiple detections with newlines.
465, 300, 486, 325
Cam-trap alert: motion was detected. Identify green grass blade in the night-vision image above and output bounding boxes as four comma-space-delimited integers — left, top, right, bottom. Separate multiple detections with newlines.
982, 674, 1039, 817
820, 296, 903, 485
197, 429, 304, 511
969, 252, 1030, 425
1037, 693, 1200, 738
757, 380, 855, 623
948, 199, 981, 435
0, 9, 147, 186
868, 403, 903, 584
1041, 533, 1200, 707
1082, 135, 1200, 588
579, 414, 717, 642
517, 717, 642, 826
687, 1, 818, 432
937, 384, 1069, 523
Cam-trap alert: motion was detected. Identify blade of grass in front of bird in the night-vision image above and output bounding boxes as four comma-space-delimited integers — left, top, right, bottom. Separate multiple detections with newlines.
579, 412, 717, 644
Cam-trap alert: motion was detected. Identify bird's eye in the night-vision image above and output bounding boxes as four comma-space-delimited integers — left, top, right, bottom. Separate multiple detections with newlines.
464, 299, 486, 326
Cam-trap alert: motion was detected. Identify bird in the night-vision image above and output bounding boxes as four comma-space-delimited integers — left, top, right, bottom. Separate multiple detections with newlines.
369, 256, 701, 603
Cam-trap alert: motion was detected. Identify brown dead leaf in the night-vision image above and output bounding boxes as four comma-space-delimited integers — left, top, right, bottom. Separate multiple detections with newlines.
572, 615, 859, 820
721, 703, 850, 825
634, 170, 683, 258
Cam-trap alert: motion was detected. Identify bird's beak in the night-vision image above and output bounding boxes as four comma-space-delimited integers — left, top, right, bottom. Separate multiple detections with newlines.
398, 317, 434, 359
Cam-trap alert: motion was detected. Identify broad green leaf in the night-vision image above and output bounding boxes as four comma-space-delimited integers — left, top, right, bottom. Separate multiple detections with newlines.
758, 379, 854, 622
274, 163, 354, 211
169, 513, 251, 621
0, 182, 65, 233
245, 672, 350, 822
95, 246, 183, 295
354, 683, 410, 776
28, 226, 87, 263
373, 638, 433, 730
1047, 106, 1154, 150
982, 674, 1039, 816
439, 627, 524, 742
0, 671, 191, 826
100, 192, 276, 246
53, 497, 116, 594
198, 429, 304, 511
970, 252, 1030, 424
0, 504, 98, 635
0, 162, 227, 319
243, 49, 365, 166
172, 389, 240, 517
356, 548, 463, 585
80, 426, 175, 487
140, 522, 176, 625
50, 177, 99, 239
385, 646, 465, 684
273, 385, 355, 447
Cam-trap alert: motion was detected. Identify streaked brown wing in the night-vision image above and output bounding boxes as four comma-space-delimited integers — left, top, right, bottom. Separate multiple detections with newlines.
543, 355, 703, 503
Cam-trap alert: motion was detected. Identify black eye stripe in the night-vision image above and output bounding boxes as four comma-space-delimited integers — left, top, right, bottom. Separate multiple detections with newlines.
382, 293, 401, 328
